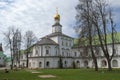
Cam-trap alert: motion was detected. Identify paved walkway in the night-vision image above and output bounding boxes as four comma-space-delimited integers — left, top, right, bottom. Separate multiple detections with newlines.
26, 69, 42, 73
0, 67, 6, 70
38, 75, 56, 78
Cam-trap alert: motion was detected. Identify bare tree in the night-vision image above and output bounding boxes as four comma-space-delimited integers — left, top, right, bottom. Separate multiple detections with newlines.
4, 27, 13, 69
91, 0, 117, 71
17, 31, 22, 67
75, 0, 118, 71
3, 27, 22, 69
13, 29, 22, 68
75, 0, 98, 71
24, 30, 37, 68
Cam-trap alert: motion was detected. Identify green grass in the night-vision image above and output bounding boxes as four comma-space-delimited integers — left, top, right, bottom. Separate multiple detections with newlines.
0, 69, 120, 80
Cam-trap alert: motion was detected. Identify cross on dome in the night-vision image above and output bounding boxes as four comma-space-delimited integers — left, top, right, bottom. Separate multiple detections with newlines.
54, 7, 60, 20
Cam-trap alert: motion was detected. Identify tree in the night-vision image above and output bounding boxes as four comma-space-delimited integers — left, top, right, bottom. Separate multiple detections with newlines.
58, 57, 63, 69
72, 61, 76, 69
75, 0, 117, 71
75, 0, 98, 71
24, 30, 37, 68
13, 29, 22, 68
3, 27, 22, 69
4, 27, 13, 69
91, 0, 117, 71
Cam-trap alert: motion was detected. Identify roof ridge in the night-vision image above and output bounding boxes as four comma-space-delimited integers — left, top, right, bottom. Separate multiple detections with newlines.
41, 32, 74, 39
37, 37, 58, 45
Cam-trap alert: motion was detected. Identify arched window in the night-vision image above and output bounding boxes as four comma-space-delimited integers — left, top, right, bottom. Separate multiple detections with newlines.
94, 47, 100, 56
21, 55, 23, 59
35, 50, 38, 55
101, 60, 107, 67
62, 52, 64, 56
29, 62, 31, 67
65, 61, 67, 64
69, 43, 71, 47
67, 52, 69, 56
92, 61, 95, 68
39, 62, 42, 67
22, 63, 25, 67
66, 42, 68, 46
76, 61, 80, 68
56, 50, 57, 55
112, 60, 118, 67
46, 50, 49, 54
76, 61, 80, 64
74, 52, 77, 56
64, 61, 67, 67
84, 52, 88, 57
46, 61, 50, 67
33, 62, 35, 67
114, 49, 117, 55
80, 51, 83, 56
84, 60, 88, 68
62, 41, 64, 46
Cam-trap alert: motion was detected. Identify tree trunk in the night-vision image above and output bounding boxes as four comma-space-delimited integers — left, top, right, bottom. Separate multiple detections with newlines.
92, 53, 98, 71
94, 59, 98, 71
87, 1, 98, 71
18, 51, 21, 67
107, 59, 112, 71
59, 57, 63, 69
89, 36, 98, 71
26, 52, 29, 68
10, 49, 13, 70
11, 58, 13, 70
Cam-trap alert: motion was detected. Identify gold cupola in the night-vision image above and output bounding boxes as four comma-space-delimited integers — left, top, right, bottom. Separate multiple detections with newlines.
54, 8, 60, 20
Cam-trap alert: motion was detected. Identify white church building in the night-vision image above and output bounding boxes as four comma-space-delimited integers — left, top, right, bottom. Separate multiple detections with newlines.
20, 11, 120, 69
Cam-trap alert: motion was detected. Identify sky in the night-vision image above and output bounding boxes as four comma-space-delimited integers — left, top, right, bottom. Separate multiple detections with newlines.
0, 0, 120, 55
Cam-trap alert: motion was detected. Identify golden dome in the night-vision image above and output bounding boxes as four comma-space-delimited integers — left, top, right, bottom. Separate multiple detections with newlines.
54, 13, 60, 20
54, 8, 60, 20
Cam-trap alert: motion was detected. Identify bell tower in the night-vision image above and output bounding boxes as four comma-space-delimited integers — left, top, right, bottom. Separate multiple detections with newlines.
52, 8, 62, 33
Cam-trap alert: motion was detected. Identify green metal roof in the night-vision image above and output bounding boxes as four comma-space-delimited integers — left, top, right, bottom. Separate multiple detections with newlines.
0, 51, 5, 57
74, 32, 120, 47
20, 50, 25, 54
5, 57, 11, 62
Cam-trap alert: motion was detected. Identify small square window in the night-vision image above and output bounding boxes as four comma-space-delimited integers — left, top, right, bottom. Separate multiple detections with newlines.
46, 50, 49, 54
74, 52, 77, 56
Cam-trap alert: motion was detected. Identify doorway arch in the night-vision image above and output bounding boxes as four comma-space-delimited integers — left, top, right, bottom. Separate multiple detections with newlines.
84, 60, 88, 68
112, 60, 118, 67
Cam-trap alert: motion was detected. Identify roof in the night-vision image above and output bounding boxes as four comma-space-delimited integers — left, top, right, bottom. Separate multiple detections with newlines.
43, 32, 74, 39
23, 37, 59, 54
73, 32, 120, 47
20, 50, 25, 54
5, 57, 11, 62
36, 37, 58, 45
0, 52, 6, 57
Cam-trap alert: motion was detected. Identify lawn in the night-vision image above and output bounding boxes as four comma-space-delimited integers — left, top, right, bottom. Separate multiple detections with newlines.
0, 69, 120, 80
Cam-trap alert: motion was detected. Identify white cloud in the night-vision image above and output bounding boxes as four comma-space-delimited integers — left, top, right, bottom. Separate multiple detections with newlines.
109, 0, 120, 8
0, 0, 78, 55
0, 0, 78, 36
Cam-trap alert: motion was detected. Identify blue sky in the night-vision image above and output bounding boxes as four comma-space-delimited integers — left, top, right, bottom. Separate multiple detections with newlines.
0, 0, 120, 55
